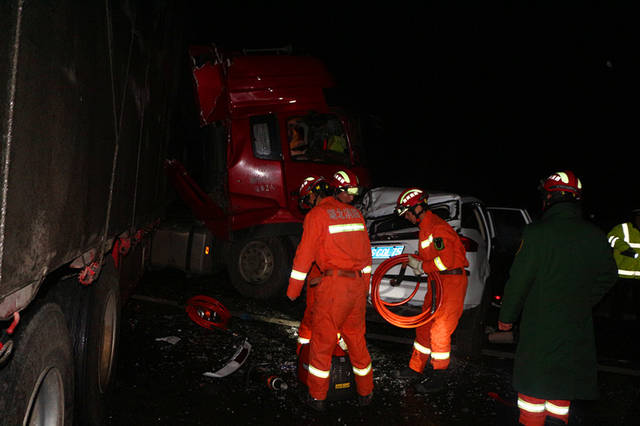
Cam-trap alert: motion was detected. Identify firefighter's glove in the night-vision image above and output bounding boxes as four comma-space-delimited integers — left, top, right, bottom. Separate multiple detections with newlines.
286, 279, 303, 301
621, 248, 639, 259
407, 255, 424, 276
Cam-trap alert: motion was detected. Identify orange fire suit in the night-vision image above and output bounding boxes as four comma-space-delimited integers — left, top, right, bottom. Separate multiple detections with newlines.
297, 262, 322, 354
297, 262, 348, 355
409, 210, 468, 372
287, 196, 373, 400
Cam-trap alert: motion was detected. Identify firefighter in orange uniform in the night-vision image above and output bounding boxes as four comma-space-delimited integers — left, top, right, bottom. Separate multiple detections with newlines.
295, 176, 326, 355
328, 168, 372, 297
393, 188, 468, 393
287, 176, 373, 411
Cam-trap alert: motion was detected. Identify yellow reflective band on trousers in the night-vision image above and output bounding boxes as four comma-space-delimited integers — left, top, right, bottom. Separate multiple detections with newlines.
328, 223, 365, 234
297, 336, 310, 345
352, 363, 372, 376
517, 398, 545, 413
430, 351, 450, 360
290, 269, 307, 281
433, 256, 447, 271
361, 265, 371, 274
308, 364, 330, 379
545, 401, 570, 416
413, 340, 431, 355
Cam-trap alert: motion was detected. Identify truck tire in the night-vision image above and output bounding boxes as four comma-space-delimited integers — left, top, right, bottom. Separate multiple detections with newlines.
454, 281, 490, 359
228, 236, 292, 299
53, 261, 121, 426
0, 302, 74, 425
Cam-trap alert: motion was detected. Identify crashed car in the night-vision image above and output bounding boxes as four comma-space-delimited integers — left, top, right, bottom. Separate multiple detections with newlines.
359, 187, 531, 355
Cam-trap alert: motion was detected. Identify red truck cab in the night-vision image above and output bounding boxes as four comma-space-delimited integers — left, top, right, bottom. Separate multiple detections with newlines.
167, 45, 370, 299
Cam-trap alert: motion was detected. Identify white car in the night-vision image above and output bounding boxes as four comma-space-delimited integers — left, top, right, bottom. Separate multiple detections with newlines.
359, 187, 531, 355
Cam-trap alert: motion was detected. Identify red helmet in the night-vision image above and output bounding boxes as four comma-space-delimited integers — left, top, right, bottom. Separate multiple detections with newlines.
541, 171, 582, 198
330, 169, 361, 196
394, 188, 428, 216
298, 175, 329, 209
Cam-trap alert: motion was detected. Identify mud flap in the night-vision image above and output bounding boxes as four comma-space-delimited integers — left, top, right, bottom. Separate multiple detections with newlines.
203, 338, 252, 378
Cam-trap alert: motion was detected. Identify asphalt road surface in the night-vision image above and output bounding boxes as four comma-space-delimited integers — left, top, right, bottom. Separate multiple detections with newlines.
105, 269, 640, 425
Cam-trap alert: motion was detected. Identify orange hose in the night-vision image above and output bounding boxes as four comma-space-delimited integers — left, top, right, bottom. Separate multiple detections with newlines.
370, 254, 443, 328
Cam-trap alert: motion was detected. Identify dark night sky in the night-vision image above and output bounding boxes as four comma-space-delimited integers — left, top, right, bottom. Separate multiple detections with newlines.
187, 1, 639, 230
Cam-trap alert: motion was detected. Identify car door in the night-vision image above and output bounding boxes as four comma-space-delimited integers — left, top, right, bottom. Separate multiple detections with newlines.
486, 207, 533, 306
459, 200, 494, 310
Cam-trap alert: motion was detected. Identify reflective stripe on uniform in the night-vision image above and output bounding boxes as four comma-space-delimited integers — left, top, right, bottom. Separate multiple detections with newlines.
545, 401, 570, 416
619, 269, 640, 277
517, 398, 545, 413
290, 269, 307, 281
361, 265, 372, 274
308, 364, 330, 379
297, 336, 310, 345
430, 351, 450, 360
623, 223, 630, 243
352, 363, 372, 376
420, 234, 433, 249
328, 223, 366, 234
433, 256, 447, 271
413, 340, 431, 355
622, 223, 640, 248
608, 235, 618, 248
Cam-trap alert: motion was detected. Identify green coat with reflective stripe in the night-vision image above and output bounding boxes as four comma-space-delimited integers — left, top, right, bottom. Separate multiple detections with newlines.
607, 222, 640, 279
498, 202, 617, 400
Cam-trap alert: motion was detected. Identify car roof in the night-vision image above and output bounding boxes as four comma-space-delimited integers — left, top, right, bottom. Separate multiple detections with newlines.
362, 186, 465, 218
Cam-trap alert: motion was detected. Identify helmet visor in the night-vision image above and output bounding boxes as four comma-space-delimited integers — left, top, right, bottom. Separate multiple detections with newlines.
345, 186, 362, 196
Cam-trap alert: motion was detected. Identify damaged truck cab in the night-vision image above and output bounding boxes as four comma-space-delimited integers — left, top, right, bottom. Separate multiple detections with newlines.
164, 46, 370, 299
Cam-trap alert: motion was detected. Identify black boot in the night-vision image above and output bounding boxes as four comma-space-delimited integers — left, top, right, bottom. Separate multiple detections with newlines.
413, 369, 448, 393
392, 366, 422, 381
358, 392, 373, 407
300, 391, 326, 412
544, 416, 567, 425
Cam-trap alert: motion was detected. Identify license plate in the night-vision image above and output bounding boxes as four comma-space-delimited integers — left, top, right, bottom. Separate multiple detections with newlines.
371, 245, 404, 259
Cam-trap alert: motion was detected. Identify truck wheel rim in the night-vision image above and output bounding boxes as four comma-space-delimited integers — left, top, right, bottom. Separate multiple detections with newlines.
238, 241, 274, 283
24, 367, 65, 426
98, 290, 118, 392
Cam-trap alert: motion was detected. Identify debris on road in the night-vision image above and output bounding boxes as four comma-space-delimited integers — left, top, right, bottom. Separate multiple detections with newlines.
155, 336, 181, 345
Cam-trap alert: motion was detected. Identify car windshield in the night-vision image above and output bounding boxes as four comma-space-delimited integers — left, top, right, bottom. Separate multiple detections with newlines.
287, 113, 350, 165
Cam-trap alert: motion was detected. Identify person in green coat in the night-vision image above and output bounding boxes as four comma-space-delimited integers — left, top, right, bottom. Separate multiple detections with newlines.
498, 171, 618, 426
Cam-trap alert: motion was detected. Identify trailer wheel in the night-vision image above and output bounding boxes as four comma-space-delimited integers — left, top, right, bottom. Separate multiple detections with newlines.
0, 302, 74, 425
53, 261, 121, 425
228, 237, 291, 299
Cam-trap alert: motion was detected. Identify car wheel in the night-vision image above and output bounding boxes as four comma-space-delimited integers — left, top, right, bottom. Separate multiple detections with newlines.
454, 282, 491, 358
228, 236, 292, 299
0, 302, 74, 425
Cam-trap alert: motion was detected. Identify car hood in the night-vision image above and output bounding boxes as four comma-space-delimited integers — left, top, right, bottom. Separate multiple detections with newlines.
361, 187, 463, 220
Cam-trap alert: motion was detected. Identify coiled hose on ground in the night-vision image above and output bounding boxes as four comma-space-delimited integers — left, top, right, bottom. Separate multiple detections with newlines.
370, 254, 443, 328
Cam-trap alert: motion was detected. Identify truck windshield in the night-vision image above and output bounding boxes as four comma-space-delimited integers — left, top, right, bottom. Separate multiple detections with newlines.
287, 113, 350, 165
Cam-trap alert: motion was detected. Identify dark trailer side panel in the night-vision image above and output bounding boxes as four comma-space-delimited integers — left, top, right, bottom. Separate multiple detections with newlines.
0, 0, 185, 314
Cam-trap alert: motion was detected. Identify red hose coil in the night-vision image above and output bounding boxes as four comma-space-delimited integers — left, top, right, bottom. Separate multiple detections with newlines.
185, 295, 231, 331
370, 254, 443, 328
